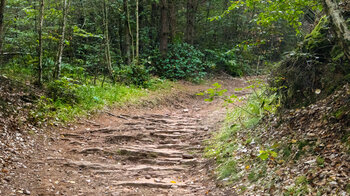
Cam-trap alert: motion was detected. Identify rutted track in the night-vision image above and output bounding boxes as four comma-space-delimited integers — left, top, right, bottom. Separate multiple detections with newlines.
26, 77, 250, 196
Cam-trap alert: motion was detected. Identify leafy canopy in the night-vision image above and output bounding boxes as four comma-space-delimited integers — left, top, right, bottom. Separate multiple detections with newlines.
213, 0, 322, 34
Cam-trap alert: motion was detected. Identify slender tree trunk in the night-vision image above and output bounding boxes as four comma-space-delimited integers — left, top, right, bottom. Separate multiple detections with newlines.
123, 0, 131, 65
205, 0, 211, 44
168, 0, 176, 42
103, 0, 114, 81
37, 0, 44, 86
135, 0, 139, 60
150, 2, 159, 47
54, 0, 68, 79
0, 0, 6, 59
186, 0, 197, 44
159, 0, 169, 57
323, 0, 350, 61
126, 1, 134, 61
118, 13, 124, 56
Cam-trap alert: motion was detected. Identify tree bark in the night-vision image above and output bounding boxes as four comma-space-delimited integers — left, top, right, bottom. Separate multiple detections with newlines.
136, 0, 139, 60
186, 0, 197, 45
37, 0, 44, 86
150, 2, 159, 47
159, 0, 169, 57
126, 0, 134, 62
323, 0, 350, 61
103, 0, 114, 81
168, 0, 176, 42
0, 0, 6, 59
123, 0, 131, 65
205, 0, 211, 43
54, 0, 68, 79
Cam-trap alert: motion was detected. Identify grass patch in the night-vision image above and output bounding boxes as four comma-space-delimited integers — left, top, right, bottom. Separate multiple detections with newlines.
205, 88, 279, 182
284, 175, 310, 196
31, 78, 173, 125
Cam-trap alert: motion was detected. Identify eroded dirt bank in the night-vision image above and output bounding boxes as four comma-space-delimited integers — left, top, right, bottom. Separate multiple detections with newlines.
1, 77, 250, 196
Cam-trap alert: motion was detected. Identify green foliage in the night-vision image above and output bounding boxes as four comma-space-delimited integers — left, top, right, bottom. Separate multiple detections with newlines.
31, 77, 172, 124
197, 83, 228, 102
73, 25, 104, 39
203, 49, 245, 76
271, 16, 350, 109
114, 63, 151, 87
222, 0, 321, 34
47, 77, 81, 105
316, 156, 325, 167
258, 149, 277, 161
29, 96, 54, 124
285, 175, 310, 196
205, 83, 280, 181
199, 79, 278, 115
304, 16, 331, 53
153, 43, 207, 81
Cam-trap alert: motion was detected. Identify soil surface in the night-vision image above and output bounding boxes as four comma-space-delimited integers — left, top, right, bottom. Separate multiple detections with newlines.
1, 77, 251, 196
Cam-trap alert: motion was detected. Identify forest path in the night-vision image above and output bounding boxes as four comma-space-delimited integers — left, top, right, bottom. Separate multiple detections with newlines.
28, 77, 251, 196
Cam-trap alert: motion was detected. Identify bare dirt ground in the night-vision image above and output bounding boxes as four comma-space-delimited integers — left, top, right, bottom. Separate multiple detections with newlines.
1, 76, 251, 196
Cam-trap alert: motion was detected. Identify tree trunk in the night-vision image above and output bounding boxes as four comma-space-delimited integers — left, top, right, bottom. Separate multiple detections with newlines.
103, 0, 114, 81
186, 0, 197, 45
205, 0, 211, 44
123, 0, 131, 65
135, 0, 139, 60
323, 0, 350, 61
168, 0, 176, 42
159, 0, 169, 57
54, 0, 68, 79
150, 2, 159, 47
0, 0, 6, 59
126, 0, 134, 62
37, 0, 44, 86
118, 12, 124, 56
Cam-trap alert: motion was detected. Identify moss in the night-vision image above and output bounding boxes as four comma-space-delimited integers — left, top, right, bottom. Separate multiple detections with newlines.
344, 74, 350, 82
270, 15, 350, 109
316, 156, 325, 167
346, 183, 350, 194
333, 106, 349, 120
331, 45, 344, 61
304, 16, 330, 52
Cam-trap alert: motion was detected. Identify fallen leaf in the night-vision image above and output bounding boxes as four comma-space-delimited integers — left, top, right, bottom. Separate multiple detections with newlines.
1, 169, 8, 173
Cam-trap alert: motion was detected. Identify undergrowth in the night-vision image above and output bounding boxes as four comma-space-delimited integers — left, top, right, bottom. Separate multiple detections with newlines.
205, 88, 279, 181
30, 78, 173, 125
0, 64, 173, 126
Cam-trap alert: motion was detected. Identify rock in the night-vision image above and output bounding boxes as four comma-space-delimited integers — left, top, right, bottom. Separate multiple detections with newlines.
182, 154, 194, 159
154, 179, 161, 183
23, 189, 31, 195
145, 175, 151, 179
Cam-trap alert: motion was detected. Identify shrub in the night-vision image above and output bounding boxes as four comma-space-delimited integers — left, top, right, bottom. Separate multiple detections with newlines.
114, 63, 151, 87
152, 43, 207, 81
204, 49, 246, 76
47, 77, 81, 105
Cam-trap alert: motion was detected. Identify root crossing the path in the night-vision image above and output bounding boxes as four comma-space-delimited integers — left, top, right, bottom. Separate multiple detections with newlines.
8, 77, 251, 196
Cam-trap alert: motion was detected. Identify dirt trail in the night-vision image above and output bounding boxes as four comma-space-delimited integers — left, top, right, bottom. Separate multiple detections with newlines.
18, 77, 250, 196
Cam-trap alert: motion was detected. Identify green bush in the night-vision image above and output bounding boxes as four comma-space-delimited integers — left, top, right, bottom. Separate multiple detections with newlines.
152, 43, 207, 81
114, 63, 151, 87
204, 49, 245, 76
47, 77, 81, 105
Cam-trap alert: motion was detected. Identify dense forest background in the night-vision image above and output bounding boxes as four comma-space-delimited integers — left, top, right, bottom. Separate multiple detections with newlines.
0, 0, 315, 86
1, 0, 350, 195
